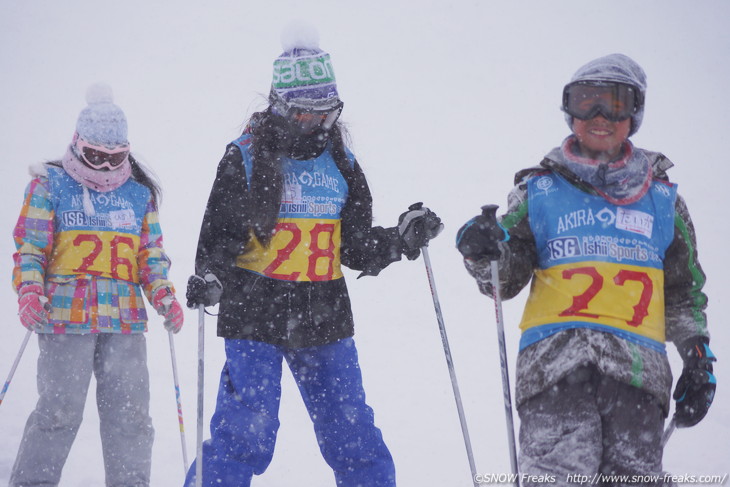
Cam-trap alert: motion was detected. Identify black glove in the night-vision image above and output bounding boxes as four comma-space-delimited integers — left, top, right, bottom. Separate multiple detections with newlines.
456, 205, 507, 261
186, 273, 223, 308
397, 202, 444, 260
673, 337, 716, 428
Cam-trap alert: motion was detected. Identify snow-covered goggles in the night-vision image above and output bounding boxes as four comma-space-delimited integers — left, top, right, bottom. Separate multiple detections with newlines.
287, 101, 344, 134
563, 81, 642, 122
74, 135, 130, 170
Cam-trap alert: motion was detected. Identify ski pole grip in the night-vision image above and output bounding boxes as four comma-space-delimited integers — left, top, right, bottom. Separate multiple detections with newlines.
480, 204, 510, 246
408, 202, 424, 211
480, 204, 499, 225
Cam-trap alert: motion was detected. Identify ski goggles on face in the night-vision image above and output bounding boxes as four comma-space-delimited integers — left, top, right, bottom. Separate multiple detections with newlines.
75, 136, 130, 170
563, 81, 642, 122
287, 101, 344, 134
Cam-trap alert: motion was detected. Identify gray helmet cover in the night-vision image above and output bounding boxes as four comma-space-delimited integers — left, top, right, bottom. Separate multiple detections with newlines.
564, 53, 647, 136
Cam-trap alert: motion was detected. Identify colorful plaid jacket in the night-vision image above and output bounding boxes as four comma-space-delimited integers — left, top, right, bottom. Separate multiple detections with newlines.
12, 163, 174, 334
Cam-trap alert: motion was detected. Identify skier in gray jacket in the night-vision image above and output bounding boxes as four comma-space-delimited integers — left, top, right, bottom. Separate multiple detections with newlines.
457, 54, 715, 486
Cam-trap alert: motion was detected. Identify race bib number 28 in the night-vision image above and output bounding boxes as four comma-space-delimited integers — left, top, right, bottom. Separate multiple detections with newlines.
238, 219, 343, 282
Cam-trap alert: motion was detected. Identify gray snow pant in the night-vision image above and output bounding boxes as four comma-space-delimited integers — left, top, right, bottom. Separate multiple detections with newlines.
9, 333, 154, 487
518, 366, 667, 487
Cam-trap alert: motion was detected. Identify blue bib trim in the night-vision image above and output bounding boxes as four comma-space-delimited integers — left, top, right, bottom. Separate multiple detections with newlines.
231, 134, 354, 220
520, 321, 667, 353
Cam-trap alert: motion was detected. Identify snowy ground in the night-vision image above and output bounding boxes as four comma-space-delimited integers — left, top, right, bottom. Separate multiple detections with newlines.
1, 1, 729, 486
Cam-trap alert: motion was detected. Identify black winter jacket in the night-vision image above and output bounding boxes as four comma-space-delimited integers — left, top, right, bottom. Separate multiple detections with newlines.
194, 141, 404, 348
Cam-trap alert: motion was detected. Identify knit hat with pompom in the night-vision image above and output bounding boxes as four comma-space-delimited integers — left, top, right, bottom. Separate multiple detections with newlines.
270, 21, 340, 112
75, 83, 128, 146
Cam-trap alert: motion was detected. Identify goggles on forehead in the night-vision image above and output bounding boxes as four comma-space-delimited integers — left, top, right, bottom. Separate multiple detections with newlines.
563, 81, 642, 122
74, 135, 130, 170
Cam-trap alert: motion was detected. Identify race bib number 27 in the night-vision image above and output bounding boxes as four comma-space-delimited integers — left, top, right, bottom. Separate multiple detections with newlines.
520, 261, 665, 343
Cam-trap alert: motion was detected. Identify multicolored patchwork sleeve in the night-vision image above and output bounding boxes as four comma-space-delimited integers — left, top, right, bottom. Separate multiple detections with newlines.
137, 197, 173, 301
13, 177, 55, 293
664, 194, 709, 346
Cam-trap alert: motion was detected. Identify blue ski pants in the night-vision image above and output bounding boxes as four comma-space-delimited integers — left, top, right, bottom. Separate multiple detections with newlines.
184, 337, 396, 487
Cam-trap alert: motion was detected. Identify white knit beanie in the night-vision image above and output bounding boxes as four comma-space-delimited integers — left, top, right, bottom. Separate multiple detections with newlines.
75, 82, 128, 146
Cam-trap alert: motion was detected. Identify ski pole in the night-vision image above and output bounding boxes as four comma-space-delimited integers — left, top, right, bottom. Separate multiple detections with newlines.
168, 331, 189, 475
196, 304, 205, 487
421, 246, 479, 487
482, 205, 519, 485
0, 329, 33, 406
661, 416, 676, 448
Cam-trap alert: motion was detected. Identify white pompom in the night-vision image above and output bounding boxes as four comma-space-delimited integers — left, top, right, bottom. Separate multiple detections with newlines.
280, 20, 320, 51
85, 82, 114, 105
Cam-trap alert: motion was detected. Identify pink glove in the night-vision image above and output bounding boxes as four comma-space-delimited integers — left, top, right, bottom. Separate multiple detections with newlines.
152, 287, 184, 333
18, 284, 49, 331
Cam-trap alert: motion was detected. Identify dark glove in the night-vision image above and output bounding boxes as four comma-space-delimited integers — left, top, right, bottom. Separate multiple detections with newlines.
673, 337, 716, 428
186, 273, 223, 308
456, 205, 507, 261
397, 202, 444, 260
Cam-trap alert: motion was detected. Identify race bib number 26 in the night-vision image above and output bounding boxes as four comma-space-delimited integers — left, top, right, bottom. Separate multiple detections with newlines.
49, 230, 140, 282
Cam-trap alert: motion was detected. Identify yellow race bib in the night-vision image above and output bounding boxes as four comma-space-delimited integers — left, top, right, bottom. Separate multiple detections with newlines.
237, 218, 343, 282
48, 230, 140, 283
520, 261, 665, 344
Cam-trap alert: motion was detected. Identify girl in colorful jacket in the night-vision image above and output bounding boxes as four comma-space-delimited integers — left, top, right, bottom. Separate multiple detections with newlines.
457, 54, 714, 485
10, 83, 184, 487
184, 26, 442, 487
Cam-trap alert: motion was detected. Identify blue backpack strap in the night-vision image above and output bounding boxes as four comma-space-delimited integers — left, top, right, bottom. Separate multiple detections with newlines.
231, 133, 253, 190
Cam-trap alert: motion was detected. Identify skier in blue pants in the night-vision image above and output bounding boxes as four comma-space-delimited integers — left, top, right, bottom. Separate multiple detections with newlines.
184, 24, 442, 487
197, 339, 392, 485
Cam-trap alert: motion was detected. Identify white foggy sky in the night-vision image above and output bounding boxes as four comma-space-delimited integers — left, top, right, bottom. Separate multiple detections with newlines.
1, 1, 728, 485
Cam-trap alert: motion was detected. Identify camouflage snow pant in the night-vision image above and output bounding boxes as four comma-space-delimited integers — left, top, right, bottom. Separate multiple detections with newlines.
9, 333, 154, 487
518, 365, 669, 487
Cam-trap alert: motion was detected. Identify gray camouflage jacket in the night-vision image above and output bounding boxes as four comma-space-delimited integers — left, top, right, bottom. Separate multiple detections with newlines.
464, 146, 708, 412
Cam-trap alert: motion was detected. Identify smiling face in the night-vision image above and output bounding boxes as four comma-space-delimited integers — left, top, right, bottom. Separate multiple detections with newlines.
572, 115, 631, 161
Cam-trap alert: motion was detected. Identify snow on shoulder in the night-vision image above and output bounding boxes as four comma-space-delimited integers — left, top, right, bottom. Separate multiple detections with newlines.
29, 161, 48, 178
280, 19, 320, 51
